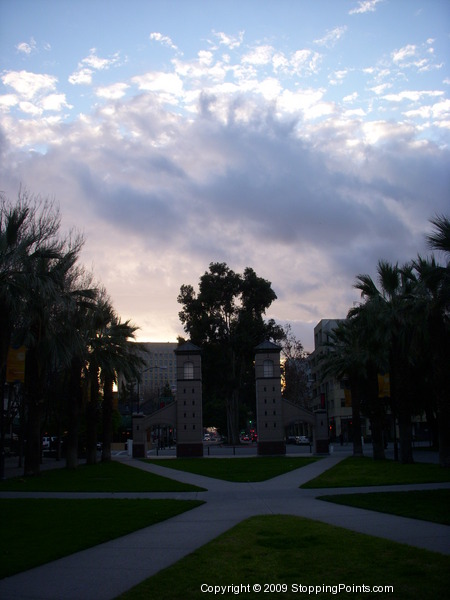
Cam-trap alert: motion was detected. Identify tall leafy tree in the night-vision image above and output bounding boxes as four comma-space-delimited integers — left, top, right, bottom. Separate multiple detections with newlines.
178, 262, 278, 443
280, 324, 311, 409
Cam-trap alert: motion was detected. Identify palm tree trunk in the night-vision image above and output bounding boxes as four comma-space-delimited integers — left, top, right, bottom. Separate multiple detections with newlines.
350, 380, 363, 457
435, 363, 450, 468
431, 318, 450, 468
23, 347, 43, 476
438, 405, 450, 468
101, 375, 114, 462
66, 357, 82, 469
391, 350, 413, 464
85, 402, 98, 465
371, 416, 386, 460
369, 369, 385, 460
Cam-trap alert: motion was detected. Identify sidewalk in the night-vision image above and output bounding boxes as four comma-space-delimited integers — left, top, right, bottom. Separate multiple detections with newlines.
1, 452, 449, 600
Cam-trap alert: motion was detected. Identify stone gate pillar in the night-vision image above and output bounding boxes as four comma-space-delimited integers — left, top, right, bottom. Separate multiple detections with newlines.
132, 413, 147, 458
175, 341, 203, 457
313, 409, 330, 454
255, 340, 285, 455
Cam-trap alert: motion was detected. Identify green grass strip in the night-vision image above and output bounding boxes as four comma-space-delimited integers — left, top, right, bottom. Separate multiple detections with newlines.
301, 456, 450, 488
144, 456, 319, 482
0, 460, 205, 492
0, 498, 203, 579
319, 489, 450, 525
116, 514, 450, 600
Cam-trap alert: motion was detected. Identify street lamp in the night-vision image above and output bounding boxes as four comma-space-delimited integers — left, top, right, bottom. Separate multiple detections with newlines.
136, 365, 167, 414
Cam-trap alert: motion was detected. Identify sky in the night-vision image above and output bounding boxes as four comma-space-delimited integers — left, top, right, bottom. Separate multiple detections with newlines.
1, 0, 449, 352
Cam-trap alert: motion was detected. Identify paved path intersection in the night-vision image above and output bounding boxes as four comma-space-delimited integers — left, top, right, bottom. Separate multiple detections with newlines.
1, 454, 449, 600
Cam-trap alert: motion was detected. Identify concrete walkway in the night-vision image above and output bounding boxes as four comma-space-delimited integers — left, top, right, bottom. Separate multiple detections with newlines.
1, 453, 449, 600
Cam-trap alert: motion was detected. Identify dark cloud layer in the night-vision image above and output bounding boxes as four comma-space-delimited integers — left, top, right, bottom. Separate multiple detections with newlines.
1, 52, 449, 349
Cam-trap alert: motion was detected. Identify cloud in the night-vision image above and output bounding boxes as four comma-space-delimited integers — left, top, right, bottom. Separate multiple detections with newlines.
82, 48, 121, 70
96, 82, 129, 100
69, 49, 121, 86
242, 45, 274, 66
212, 31, 244, 50
68, 68, 93, 86
41, 93, 72, 112
1, 20, 448, 350
383, 90, 443, 103
392, 44, 417, 64
2, 93, 447, 348
16, 38, 37, 55
290, 50, 321, 76
314, 26, 347, 49
0, 70, 71, 116
150, 32, 178, 51
2, 70, 57, 100
349, 0, 383, 15
131, 72, 184, 103
391, 42, 442, 73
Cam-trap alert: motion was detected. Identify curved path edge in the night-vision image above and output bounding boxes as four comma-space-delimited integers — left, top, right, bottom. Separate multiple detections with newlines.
1, 454, 449, 600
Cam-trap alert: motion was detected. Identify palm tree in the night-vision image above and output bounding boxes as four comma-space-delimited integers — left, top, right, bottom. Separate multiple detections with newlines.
420, 215, 450, 467
354, 260, 417, 463
19, 239, 85, 475
319, 318, 364, 457
0, 193, 61, 389
61, 280, 98, 470
83, 293, 146, 464
0, 193, 88, 476
99, 316, 145, 462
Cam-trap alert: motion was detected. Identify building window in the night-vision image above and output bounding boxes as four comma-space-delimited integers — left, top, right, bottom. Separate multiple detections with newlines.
263, 360, 274, 378
184, 361, 194, 379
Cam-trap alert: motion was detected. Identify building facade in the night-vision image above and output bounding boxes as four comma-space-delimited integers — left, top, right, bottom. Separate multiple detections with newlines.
309, 319, 362, 443
137, 342, 178, 405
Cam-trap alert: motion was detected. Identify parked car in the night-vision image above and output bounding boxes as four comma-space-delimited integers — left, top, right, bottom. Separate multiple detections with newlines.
287, 436, 297, 444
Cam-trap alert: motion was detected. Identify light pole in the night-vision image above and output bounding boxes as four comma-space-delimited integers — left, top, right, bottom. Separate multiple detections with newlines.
136, 365, 167, 414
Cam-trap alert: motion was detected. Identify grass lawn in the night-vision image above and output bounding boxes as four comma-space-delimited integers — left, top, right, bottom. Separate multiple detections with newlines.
319, 489, 450, 525
144, 456, 319, 482
0, 498, 203, 579
116, 514, 450, 600
0, 460, 205, 492
301, 456, 450, 488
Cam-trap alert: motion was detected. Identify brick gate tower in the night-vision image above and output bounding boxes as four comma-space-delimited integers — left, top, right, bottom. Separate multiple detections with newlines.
255, 340, 285, 455
175, 341, 203, 457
